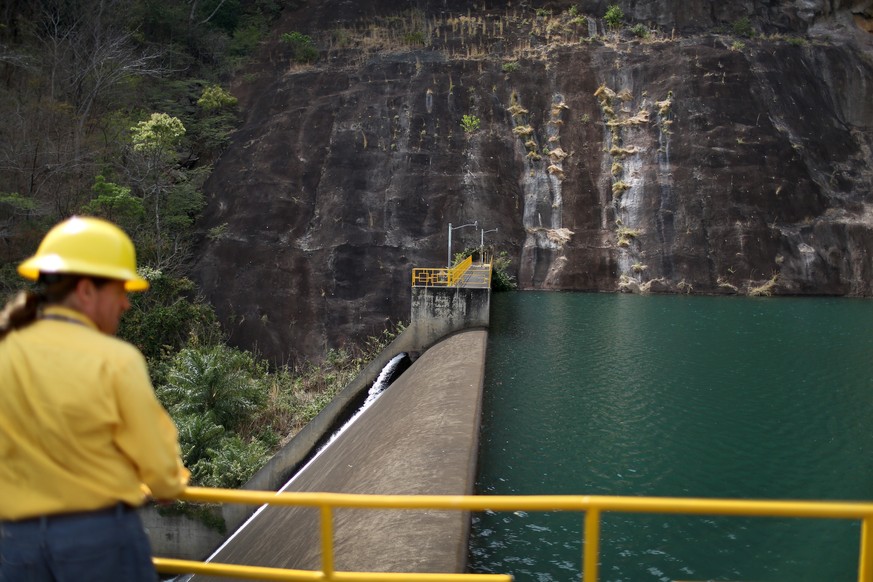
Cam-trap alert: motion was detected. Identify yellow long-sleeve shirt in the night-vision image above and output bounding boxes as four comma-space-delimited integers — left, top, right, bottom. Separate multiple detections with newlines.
0, 305, 189, 520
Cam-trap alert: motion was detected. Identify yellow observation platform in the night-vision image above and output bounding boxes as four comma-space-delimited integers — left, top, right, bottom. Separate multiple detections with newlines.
412, 255, 492, 289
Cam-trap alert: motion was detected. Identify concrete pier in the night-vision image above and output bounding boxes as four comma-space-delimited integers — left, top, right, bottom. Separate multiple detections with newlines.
192, 329, 488, 580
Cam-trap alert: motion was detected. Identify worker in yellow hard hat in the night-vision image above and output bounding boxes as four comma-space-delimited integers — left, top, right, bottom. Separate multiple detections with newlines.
0, 216, 189, 581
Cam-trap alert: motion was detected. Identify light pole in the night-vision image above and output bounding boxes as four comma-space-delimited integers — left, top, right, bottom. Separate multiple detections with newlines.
480, 227, 497, 264
448, 221, 478, 269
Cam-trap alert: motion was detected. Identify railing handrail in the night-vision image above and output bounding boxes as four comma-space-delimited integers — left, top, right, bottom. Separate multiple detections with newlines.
447, 255, 473, 285
179, 487, 873, 516
154, 487, 873, 582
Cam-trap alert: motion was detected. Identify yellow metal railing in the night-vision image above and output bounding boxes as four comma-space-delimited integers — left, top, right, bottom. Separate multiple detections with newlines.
412, 255, 474, 287
154, 487, 873, 582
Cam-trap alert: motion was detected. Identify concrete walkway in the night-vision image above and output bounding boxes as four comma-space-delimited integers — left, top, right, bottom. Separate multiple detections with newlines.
457, 264, 492, 288
194, 329, 488, 580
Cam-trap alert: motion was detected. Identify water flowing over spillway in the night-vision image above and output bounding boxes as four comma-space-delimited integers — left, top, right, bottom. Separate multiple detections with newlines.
315, 352, 409, 454
200, 352, 408, 567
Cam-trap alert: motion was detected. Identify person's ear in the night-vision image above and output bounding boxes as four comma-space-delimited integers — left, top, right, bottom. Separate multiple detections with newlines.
73, 277, 97, 306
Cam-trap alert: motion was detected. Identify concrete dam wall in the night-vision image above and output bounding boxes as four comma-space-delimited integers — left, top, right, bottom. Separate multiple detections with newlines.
145, 285, 491, 577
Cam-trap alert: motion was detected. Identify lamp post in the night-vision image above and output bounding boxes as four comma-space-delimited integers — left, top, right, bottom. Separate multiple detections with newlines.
448, 221, 478, 269
480, 227, 497, 264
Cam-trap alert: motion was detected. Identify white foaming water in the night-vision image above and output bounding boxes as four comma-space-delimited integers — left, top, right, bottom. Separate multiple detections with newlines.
201, 353, 408, 565
315, 351, 407, 453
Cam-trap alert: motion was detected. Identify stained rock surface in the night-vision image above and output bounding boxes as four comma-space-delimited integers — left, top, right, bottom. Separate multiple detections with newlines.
189, 0, 873, 362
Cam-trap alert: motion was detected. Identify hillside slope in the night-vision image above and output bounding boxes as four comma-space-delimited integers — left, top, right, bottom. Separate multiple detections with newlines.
189, 0, 873, 362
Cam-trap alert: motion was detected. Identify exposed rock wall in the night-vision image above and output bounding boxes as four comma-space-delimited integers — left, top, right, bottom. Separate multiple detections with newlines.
189, 0, 873, 362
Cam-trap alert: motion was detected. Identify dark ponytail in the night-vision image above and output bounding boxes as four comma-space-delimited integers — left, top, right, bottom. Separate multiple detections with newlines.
0, 274, 84, 341
0, 291, 43, 340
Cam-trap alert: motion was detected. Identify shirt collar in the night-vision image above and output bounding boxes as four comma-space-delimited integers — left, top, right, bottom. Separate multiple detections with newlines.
41, 305, 98, 330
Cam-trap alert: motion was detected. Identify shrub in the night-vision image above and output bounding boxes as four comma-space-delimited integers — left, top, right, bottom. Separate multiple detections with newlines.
732, 17, 754, 38
207, 222, 229, 241
281, 31, 318, 63
512, 124, 534, 136
191, 434, 270, 489
403, 31, 426, 46
461, 114, 481, 134
612, 180, 630, 197
491, 251, 517, 292
631, 24, 649, 38
502, 61, 520, 73
617, 226, 641, 247
173, 413, 226, 471
749, 274, 778, 296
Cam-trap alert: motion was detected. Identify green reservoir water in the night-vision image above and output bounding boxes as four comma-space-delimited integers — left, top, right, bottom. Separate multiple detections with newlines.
468, 292, 873, 582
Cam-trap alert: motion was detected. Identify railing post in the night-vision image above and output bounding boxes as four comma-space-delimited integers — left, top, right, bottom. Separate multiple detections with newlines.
859, 517, 873, 582
583, 509, 601, 582
321, 504, 334, 580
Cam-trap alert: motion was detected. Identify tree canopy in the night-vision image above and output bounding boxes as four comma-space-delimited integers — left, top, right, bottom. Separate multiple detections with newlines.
0, 0, 353, 498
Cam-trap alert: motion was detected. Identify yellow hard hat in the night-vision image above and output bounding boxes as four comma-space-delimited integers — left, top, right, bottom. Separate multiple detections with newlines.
18, 216, 149, 292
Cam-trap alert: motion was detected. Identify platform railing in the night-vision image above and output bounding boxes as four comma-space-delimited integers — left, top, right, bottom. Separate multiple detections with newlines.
154, 487, 873, 582
412, 255, 474, 287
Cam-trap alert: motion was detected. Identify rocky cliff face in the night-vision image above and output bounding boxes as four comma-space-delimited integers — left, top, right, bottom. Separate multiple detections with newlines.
189, 0, 873, 363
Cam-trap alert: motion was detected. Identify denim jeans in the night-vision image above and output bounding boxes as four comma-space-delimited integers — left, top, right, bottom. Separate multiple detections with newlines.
0, 504, 156, 582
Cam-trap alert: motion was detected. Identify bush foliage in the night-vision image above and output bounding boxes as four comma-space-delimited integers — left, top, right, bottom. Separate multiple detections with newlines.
281, 31, 319, 63
605, 4, 624, 29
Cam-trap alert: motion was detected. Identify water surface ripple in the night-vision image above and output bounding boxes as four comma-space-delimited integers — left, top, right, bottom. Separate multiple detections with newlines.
469, 292, 873, 582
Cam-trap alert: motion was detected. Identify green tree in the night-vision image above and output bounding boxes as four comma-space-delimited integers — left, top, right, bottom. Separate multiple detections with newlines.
195, 85, 239, 157
81, 175, 144, 229
157, 343, 273, 488
605, 4, 624, 29
129, 113, 186, 265
197, 85, 238, 111
117, 269, 219, 366
159, 344, 267, 432
131, 113, 186, 154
